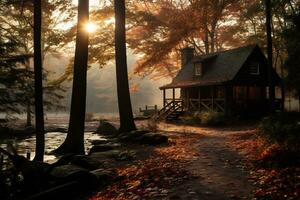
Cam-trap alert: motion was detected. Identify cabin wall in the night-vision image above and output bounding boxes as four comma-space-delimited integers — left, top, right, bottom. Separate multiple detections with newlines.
181, 86, 226, 113
233, 49, 269, 85
180, 85, 270, 116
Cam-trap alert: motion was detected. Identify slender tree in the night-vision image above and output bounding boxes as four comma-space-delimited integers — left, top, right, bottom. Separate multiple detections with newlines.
33, 0, 45, 161
54, 0, 89, 154
265, 0, 275, 113
114, 0, 136, 132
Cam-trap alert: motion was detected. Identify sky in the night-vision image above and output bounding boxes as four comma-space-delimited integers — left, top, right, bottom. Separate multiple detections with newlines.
45, 46, 170, 115
44, 0, 172, 115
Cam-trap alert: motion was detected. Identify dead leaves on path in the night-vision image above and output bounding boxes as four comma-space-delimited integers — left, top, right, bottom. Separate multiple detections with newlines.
252, 168, 300, 199
230, 130, 300, 200
90, 157, 191, 200
90, 137, 195, 200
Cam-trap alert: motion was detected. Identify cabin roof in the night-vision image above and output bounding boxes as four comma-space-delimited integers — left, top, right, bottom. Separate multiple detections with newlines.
160, 44, 271, 89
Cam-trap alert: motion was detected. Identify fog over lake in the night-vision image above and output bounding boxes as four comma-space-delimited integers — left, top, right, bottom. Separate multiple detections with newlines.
44, 51, 171, 115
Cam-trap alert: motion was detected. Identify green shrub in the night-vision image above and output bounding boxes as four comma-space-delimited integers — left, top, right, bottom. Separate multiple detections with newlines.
199, 111, 225, 126
259, 112, 300, 151
182, 111, 225, 126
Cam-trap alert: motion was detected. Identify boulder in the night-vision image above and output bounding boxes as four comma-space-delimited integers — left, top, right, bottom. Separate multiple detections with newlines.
117, 150, 136, 161
45, 127, 68, 133
137, 133, 168, 145
118, 130, 149, 142
89, 150, 122, 160
90, 169, 117, 186
70, 155, 103, 170
89, 149, 136, 162
91, 139, 108, 145
95, 120, 118, 135
89, 144, 120, 154
50, 165, 97, 188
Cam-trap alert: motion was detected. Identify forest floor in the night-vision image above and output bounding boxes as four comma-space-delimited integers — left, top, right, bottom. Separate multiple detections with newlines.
90, 122, 271, 200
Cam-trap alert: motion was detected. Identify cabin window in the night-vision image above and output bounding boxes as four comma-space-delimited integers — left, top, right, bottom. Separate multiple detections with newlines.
195, 63, 202, 76
249, 62, 260, 75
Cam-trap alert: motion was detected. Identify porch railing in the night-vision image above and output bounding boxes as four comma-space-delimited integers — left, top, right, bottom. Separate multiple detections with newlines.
187, 98, 225, 112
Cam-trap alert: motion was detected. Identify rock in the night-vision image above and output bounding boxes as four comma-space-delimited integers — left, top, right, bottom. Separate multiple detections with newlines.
88, 150, 135, 161
90, 169, 117, 186
89, 150, 122, 160
91, 139, 108, 145
70, 155, 103, 170
137, 132, 168, 145
50, 165, 97, 188
118, 130, 149, 142
89, 144, 118, 154
45, 127, 68, 133
95, 120, 118, 135
116, 150, 136, 161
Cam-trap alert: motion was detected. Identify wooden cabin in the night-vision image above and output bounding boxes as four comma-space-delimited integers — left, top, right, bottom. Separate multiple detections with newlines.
159, 45, 283, 119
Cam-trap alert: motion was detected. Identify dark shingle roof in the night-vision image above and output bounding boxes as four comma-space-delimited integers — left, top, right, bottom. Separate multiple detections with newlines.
160, 45, 259, 89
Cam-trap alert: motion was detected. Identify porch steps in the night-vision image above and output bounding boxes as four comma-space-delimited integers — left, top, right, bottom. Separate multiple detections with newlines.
154, 100, 184, 121
166, 111, 185, 121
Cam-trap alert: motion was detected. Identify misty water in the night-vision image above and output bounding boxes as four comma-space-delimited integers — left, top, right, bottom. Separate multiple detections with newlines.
0, 132, 106, 164
0, 113, 120, 165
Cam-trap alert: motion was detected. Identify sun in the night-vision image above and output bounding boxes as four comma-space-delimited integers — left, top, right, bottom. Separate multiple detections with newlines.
85, 22, 97, 33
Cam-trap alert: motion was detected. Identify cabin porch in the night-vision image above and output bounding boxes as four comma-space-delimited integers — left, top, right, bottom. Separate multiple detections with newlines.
161, 85, 283, 117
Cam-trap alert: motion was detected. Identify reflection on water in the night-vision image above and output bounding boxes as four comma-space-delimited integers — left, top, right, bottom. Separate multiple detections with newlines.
0, 132, 106, 164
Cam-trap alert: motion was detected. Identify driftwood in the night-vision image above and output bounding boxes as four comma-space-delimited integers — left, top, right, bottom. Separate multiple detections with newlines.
0, 147, 51, 192
0, 147, 101, 199
25, 181, 80, 200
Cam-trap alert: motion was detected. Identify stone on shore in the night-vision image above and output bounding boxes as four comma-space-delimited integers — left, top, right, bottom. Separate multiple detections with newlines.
50, 165, 98, 188
89, 143, 121, 154
137, 132, 168, 145
70, 155, 103, 170
95, 120, 118, 135
90, 169, 117, 186
118, 130, 149, 142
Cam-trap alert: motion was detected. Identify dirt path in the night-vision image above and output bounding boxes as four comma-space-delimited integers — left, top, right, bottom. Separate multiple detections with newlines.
160, 124, 255, 200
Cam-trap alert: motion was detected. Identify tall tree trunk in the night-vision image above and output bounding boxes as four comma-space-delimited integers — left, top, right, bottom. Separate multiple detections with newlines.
26, 103, 31, 127
114, 0, 136, 133
203, 0, 209, 54
54, 0, 89, 154
265, 0, 275, 113
33, 0, 45, 161
24, 58, 32, 127
298, 93, 300, 112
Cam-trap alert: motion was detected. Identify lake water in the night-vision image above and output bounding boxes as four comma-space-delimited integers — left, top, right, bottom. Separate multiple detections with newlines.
0, 132, 106, 165
0, 113, 147, 167
0, 114, 118, 166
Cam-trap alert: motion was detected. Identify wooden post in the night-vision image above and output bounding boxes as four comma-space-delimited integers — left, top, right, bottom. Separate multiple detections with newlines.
225, 85, 233, 116
246, 86, 249, 110
211, 86, 214, 111
0, 153, 3, 171
187, 89, 190, 110
26, 151, 31, 160
172, 88, 175, 101
281, 81, 285, 111
172, 88, 175, 110
198, 87, 201, 111
163, 89, 166, 107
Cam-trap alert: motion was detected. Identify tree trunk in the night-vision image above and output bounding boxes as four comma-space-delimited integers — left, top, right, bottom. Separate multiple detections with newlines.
298, 93, 300, 112
33, 0, 45, 161
265, 0, 275, 113
204, 0, 209, 54
114, 0, 136, 133
26, 103, 31, 127
53, 0, 89, 154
